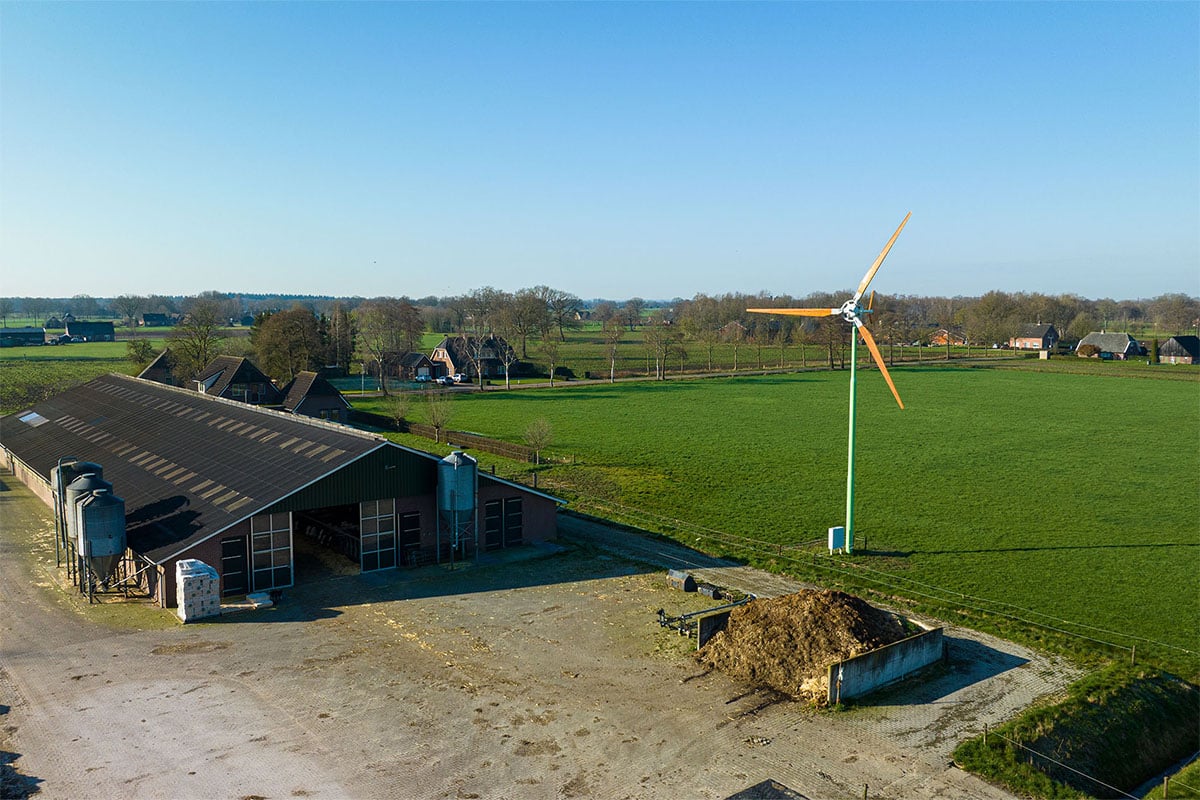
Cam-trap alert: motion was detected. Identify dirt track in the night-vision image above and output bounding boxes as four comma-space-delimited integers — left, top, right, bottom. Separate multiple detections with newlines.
1, 470, 1079, 799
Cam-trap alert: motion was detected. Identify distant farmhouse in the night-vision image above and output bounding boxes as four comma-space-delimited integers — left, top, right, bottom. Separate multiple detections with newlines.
1009, 323, 1058, 351
139, 312, 176, 327
0, 327, 46, 347
1077, 332, 1144, 359
65, 320, 115, 342
929, 328, 967, 347
430, 336, 514, 379
1159, 336, 1199, 365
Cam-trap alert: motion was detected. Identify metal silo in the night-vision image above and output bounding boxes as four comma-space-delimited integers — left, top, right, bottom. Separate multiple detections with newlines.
437, 451, 477, 564
77, 488, 126, 584
65, 472, 112, 548
50, 460, 103, 566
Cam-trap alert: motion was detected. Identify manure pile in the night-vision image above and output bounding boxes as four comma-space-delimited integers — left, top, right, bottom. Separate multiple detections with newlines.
697, 589, 908, 701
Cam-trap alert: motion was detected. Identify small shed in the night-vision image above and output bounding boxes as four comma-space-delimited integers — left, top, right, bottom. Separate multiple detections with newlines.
1159, 336, 1199, 365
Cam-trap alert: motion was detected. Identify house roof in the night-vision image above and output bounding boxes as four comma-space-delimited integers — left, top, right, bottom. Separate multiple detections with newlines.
1014, 323, 1056, 339
137, 347, 181, 386
280, 371, 350, 412
0, 374, 387, 563
196, 356, 280, 401
1160, 336, 1200, 358
1078, 332, 1140, 354
398, 352, 433, 368
432, 336, 513, 365
65, 321, 114, 336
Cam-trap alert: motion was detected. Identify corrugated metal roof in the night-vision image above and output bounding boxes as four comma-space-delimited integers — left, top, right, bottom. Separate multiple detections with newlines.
0, 374, 385, 563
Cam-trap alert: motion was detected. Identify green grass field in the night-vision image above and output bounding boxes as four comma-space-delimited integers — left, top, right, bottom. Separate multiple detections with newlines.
0, 341, 150, 414
374, 362, 1200, 675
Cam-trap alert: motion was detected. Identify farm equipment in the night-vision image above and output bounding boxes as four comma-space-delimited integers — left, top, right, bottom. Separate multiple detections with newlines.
656, 595, 753, 638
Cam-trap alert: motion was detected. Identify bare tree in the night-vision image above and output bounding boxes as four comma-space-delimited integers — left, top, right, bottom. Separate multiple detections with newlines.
110, 295, 146, 332
602, 318, 624, 383
426, 389, 454, 443
168, 299, 227, 380
623, 297, 646, 331
545, 287, 582, 342
354, 299, 419, 396
389, 394, 411, 431
540, 337, 560, 386
524, 418, 553, 466
0, 298, 15, 328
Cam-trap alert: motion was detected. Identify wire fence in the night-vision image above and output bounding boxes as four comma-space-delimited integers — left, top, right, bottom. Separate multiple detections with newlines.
555, 492, 1196, 663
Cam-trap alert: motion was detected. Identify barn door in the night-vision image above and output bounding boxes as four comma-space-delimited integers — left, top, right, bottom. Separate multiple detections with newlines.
220, 536, 248, 597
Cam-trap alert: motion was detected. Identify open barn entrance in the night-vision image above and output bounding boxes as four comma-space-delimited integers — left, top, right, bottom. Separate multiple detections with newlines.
293, 504, 361, 583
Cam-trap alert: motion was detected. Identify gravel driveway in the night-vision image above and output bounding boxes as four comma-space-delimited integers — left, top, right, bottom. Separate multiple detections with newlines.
1, 469, 1078, 799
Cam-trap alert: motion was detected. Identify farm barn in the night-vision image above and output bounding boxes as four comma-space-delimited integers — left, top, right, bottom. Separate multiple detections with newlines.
0, 327, 46, 347
1076, 331, 1144, 359
64, 320, 115, 342
0, 374, 560, 608
1159, 335, 1199, 365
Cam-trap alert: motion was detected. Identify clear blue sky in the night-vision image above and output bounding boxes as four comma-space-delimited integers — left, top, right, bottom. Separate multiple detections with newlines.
2, 2, 1197, 301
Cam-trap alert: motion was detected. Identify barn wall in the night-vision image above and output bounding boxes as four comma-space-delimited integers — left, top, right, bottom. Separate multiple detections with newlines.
827, 626, 945, 704
4, 451, 54, 508
477, 482, 558, 542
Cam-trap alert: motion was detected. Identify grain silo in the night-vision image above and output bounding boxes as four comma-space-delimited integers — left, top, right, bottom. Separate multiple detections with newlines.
437, 451, 477, 565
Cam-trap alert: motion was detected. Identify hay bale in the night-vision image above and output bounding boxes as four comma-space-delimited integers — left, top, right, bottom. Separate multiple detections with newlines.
697, 589, 907, 701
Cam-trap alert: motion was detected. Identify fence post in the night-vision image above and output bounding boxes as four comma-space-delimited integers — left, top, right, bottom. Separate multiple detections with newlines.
1131, 645, 1136, 665
1163, 775, 1169, 799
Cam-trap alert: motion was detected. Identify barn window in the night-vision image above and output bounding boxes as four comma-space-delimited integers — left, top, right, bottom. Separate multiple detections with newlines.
250, 512, 292, 591
360, 499, 397, 572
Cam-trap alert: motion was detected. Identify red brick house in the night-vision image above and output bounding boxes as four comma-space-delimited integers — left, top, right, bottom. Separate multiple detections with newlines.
1009, 323, 1059, 350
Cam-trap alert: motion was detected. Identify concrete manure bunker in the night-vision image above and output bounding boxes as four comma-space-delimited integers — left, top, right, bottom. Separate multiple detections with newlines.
697, 589, 944, 704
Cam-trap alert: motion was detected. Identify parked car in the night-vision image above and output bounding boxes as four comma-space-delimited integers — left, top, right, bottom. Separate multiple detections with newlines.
436, 375, 455, 386
451, 373, 466, 383
414, 375, 432, 383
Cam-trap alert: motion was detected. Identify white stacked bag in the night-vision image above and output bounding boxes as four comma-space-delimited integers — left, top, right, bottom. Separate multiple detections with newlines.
175, 559, 221, 622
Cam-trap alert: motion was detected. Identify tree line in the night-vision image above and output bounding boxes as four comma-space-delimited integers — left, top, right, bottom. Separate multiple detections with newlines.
4, 288, 1196, 384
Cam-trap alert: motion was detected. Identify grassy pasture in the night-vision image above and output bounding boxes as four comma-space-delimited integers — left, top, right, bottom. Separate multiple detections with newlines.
382, 364, 1200, 674
0, 341, 150, 414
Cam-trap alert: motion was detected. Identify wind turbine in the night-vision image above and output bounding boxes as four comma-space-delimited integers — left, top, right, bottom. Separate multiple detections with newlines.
748, 212, 911, 555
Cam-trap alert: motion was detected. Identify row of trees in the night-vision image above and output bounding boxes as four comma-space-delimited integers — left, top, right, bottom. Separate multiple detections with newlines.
3, 289, 1196, 339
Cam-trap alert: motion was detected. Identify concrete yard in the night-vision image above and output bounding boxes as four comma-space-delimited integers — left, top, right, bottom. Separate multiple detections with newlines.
1, 468, 1079, 799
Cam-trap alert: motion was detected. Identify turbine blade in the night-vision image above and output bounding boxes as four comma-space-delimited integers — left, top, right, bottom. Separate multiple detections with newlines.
854, 318, 904, 410
854, 212, 912, 302
746, 307, 838, 317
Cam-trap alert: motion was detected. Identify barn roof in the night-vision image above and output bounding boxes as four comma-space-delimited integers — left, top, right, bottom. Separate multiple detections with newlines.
1160, 336, 1199, 358
0, 374, 386, 563
280, 371, 350, 412
1078, 332, 1140, 354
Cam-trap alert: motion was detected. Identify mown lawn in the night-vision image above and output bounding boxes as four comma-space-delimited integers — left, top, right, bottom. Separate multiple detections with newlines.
381, 363, 1200, 674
